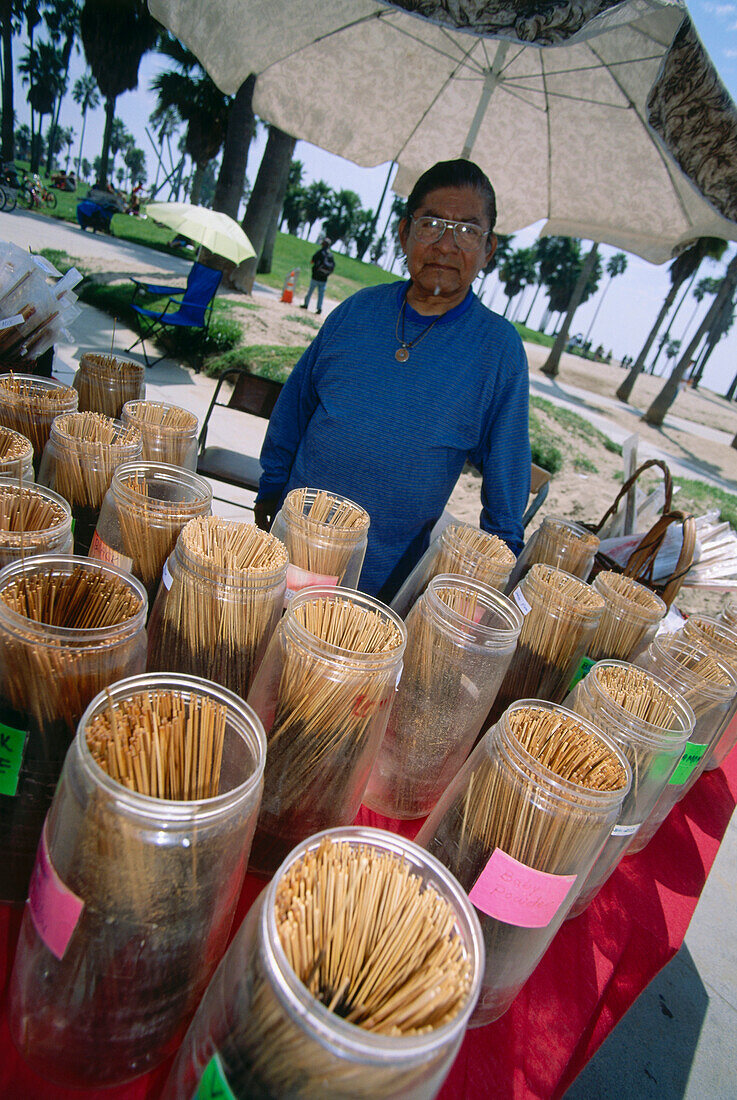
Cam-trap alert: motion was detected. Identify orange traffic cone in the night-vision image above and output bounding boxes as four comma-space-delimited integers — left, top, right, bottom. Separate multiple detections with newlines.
280, 267, 299, 303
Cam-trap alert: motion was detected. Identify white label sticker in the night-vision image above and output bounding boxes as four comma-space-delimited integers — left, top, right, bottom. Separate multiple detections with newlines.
0, 313, 24, 331
32, 254, 61, 276
512, 586, 532, 615
611, 821, 641, 837
162, 557, 174, 590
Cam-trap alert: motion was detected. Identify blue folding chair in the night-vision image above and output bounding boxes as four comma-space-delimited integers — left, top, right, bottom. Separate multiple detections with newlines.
127, 261, 223, 368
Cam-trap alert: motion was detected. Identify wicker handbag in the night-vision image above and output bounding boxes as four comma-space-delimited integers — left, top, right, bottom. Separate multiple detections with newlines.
587, 459, 696, 610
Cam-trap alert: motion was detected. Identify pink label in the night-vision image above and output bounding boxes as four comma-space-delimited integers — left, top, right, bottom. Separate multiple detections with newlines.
285, 564, 339, 595
89, 530, 133, 572
28, 824, 84, 960
469, 848, 577, 928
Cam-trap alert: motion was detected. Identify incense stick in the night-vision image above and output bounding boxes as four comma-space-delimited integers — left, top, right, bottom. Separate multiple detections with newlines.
73, 353, 145, 419
0, 481, 71, 564
0, 373, 77, 467
121, 400, 199, 467
86, 689, 227, 800
588, 571, 666, 661
248, 593, 404, 875
0, 424, 33, 480
279, 487, 369, 583
148, 516, 288, 698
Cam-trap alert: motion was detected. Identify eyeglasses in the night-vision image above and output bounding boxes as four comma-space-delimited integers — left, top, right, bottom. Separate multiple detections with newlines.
410, 215, 489, 252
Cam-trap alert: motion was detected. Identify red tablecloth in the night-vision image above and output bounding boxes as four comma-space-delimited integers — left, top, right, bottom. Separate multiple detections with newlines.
2, 744, 736, 1100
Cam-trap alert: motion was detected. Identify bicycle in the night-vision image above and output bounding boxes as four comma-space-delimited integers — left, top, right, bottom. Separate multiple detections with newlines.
19, 174, 57, 211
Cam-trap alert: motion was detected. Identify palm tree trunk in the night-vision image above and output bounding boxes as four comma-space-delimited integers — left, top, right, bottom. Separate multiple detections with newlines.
648, 273, 695, 374
45, 96, 62, 175
523, 282, 541, 325
97, 96, 116, 186
616, 280, 680, 402
541, 243, 599, 378
644, 255, 737, 426
212, 74, 255, 220
690, 337, 716, 390
189, 163, 205, 206
230, 125, 296, 294
258, 199, 279, 274
76, 108, 87, 176
0, 3, 14, 163
584, 276, 611, 343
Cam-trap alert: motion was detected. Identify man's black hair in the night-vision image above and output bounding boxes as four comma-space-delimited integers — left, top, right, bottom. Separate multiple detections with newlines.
405, 159, 497, 231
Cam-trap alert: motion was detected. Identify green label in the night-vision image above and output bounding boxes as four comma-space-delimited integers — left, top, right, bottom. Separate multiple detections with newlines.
569, 656, 596, 692
0, 721, 28, 796
195, 1054, 236, 1100
71, 517, 76, 534
669, 741, 707, 786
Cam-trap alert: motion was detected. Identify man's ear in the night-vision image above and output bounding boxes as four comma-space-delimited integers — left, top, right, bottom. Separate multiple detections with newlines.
485, 233, 497, 267
398, 217, 409, 254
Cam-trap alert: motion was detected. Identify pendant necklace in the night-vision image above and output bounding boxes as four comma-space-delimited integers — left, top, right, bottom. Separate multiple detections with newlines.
394, 295, 441, 362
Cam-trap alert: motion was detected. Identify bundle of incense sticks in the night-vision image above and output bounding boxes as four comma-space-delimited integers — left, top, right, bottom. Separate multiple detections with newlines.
121, 400, 198, 467
0, 482, 70, 562
281, 487, 369, 582
249, 595, 404, 874
0, 373, 77, 463
435, 525, 516, 586
653, 636, 734, 718
683, 615, 737, 667
509, 517, 600, 591
216, 836, 473, 1097
74, 353, 145, 419
86, 690, 227, 800
589, 663, 681, 726
148, 516, 288, 697
587, 570, 666, 661
0, 425, 33, 479
492, 564, 604, 718
42, 412, 142, 510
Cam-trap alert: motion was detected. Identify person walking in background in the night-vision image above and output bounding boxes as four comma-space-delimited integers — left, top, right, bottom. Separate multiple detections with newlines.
301, 237, 335, 314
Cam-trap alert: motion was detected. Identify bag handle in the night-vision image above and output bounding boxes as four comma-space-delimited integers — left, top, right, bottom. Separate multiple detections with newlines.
623, 509, 696, 610
590, 459, 673, 535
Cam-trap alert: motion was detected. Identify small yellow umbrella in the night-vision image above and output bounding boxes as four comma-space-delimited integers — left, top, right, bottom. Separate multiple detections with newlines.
144, 202, 255, 264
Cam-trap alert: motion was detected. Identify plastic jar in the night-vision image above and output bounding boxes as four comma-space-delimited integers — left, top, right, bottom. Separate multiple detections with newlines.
0, 424, 34, 482
564, 660, 694, 916
0, 373, 78, 474
391, 521, 516, 618
721, 597, 737, 631
37, 411, 143, 555
417, 700, 631, 1025
147, 516, 288, 699
122, 399, 199, 470
72, 352, 145, 419
0, 479, 72, 566
9, 671, 266, 1088
587, 571, 666, 661
506, 515, 600, 590
491, 564, 605, 721
365, 575, 523, 819
0, 555, 147, 904
247, 587, 406, 876
630, 635, 737, 853
91, 462, 212, 603
270, 487, 370, 599
678, 615, 737, 771
162, 826, 484, 1100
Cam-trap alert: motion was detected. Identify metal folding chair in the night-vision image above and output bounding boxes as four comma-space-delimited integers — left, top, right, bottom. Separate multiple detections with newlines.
127, 261, 222, 368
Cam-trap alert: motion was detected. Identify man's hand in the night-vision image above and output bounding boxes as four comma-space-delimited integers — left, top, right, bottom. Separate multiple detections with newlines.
254, 495, 278, 531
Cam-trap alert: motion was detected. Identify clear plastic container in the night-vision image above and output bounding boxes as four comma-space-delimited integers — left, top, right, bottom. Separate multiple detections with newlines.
564, 660, 694, 916
271, 487, 370, 598
147, 516, 288, 700
247, 587, 406, 876
0, 555, 147, 904
391, 522, 516, 619
0, 479, 73, 566
629, 635, 737, 853
364, 575, 523, 819
587, 571, 666, 661
163, 826, 484, 1100
121, 399, 199, 470
72, 352, 145, 419
0, 373, 78, 474
91, 461, 212, 604
37, 411, 143, 555
720, 597, 737, 631
418, 700, 630, 1025
506, 515, 600, 590
678, 616, 737, 771
491, 564, 605, 721
9, 671, 266, 1088
0, 424, 34, 482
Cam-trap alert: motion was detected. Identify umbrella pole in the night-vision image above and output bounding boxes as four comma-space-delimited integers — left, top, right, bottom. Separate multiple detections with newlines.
461, 42, 510, 160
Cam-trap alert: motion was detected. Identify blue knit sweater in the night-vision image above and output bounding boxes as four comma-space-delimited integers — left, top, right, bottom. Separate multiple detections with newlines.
257, 280, 530, 598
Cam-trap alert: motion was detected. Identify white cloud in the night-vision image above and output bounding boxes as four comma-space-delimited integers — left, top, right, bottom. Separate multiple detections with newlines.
704, 2, 737, 16
725, 47, 737, 55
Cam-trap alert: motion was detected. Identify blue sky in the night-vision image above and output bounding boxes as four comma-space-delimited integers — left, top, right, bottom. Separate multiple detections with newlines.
12, 2, 737, 397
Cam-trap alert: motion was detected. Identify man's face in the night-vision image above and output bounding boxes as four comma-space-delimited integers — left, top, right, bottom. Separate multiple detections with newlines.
398, 186, 496, 301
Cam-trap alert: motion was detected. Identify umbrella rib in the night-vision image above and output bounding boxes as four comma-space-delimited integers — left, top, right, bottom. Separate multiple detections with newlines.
385, 20, 487, 75
507, 84, 630, 109
498, 85, 547, 114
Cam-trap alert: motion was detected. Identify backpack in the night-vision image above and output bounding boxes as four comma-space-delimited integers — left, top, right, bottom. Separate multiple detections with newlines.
315, 250, 335, 278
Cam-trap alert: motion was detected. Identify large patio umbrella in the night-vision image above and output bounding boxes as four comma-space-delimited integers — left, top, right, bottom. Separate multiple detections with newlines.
144, 201, 256, 263
149, 0, 737, 263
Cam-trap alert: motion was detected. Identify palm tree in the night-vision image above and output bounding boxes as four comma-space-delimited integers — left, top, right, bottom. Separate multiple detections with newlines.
541, 241, 602, 375
231, 123, 296, 293
150, 36, 230, 206
124, 145, 146, 187
302, 180, 333, 239
350, 208, 377, 262
43, 0, 80, 175
80, 0, 159, 186
498, 248, 537, 318
692, 291, 735, 390
584, 252, 627, 341
0, 0, 26, 161
616, 237, 727, 403
680, 276, 721, 346
212, 74, 256, 221
72, 71, 99, 176
18, 40, 66, 172
108, 118, 131, 177
148, 105, 179, 194
323, 189, 363, 250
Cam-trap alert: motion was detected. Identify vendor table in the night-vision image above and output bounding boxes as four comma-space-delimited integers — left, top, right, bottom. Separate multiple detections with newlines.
2, 738, 736, 1100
